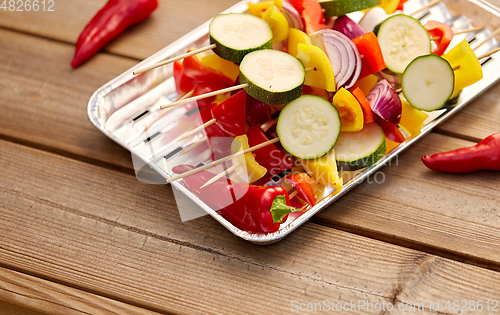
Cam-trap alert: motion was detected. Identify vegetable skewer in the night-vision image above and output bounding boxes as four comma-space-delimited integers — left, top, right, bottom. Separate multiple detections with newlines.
142, 90, 194, 133
166, 138, 279, 184
177, 119, 216, 141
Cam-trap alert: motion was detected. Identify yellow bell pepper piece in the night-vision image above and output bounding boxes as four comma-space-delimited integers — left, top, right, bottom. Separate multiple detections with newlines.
332, 88, 364, 132
443, 39, 483, 96
351, 74, 379, 96
301, 149, 343, 190
377, 0, 399, 14
296, 43, 336, 92
384, 138, 400, 154
288, 28, 312, 57
231, 135, 267, 184
248, 0, 283, 16
262, 5, 289, 43
399, 100, 428, 136
200, 54, 240, 83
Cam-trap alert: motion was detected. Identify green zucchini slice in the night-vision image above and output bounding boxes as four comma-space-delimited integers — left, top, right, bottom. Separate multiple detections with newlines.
209, 13, 273, 64
239, 49, 305, 105
334, 122, 386, 171
277, 95, 341, 160
375, 14, 431, 74
402, 54, 455, 111
319, 0, 380, 18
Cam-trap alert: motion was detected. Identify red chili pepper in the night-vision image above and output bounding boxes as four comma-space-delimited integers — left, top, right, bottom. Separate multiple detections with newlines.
422, 133, 500, 173
351, 32, 386, 79
71, 0, 158, 68
172, 165, 299, 234
351, 87, 375, 123
286, 173, 317, 206
424, 21, 454, 56
374, 114, 406, 143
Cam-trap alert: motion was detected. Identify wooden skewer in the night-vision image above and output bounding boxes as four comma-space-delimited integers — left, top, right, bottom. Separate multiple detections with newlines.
179, 136, 209, 157
142, 90, 194, 133
454, 26, 484, 35
133, 44, 217, 75
200, 164, 241, 189
261, 118, 278, 133
473, 27, 500, 51
477, 46, 500, 60
177, 119, 216, 141
167, 138, 280, 184
409, 0, 441, 16
160, 83, 248, 110
289, 190, 299, 200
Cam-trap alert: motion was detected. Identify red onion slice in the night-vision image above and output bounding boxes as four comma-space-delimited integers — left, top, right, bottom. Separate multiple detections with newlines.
311, 30, 359, 89
282, 0, 305, 32
333, 15, 365, 40
366, 79, 402, 124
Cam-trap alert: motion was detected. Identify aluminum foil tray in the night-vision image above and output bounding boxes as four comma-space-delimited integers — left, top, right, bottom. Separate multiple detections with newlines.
88, 0, 500, 244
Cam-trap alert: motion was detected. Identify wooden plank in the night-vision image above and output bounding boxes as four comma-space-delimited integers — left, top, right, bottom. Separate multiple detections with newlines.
0, 0, 241, 61
313, 132, 500, 269
2, 140, 500, 314
1, 27, 499, 267
0, 300, 47, 315
0, 267, 164, 315
0, 28, 135, 172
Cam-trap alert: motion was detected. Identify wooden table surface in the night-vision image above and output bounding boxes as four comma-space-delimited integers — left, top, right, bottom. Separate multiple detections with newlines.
1, 0, 500, 314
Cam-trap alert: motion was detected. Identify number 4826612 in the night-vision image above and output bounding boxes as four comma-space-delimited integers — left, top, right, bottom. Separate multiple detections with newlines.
1, 0, 54, 11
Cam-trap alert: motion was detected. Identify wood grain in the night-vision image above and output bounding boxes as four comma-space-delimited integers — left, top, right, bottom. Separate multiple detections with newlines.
0, 267, 164, 315
312, 133, 500, 270
0, 28, 135, 173
0, 0, 241, 61
2, 139, 500, 314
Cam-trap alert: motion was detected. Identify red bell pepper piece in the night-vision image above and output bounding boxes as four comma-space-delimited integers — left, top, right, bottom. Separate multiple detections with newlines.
286, 173, 317, 206
173, 58, 232, 110
211, 90, 247, 137
351, 32, 386, 79
422, 133, 500, 173
291, 0, 327, 34
246, 94, 272, 125
172, 165, 299, 234
374, 114, 406, 143
424, 21, 454, 56
247, 125, 294, 176
71, 0, 158, 68
397, 0, 408, 11
351, 87, 375, 123
181, 53, 235, 87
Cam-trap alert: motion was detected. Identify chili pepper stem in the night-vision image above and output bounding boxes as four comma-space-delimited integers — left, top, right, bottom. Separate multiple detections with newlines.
472, 26, 500, 51
177, 119, 216, 141
167, 138, 280, 184
133, 44, 217, 75
200, 164, 241, 189
179, 136, 208, 157
142, 90, 194, 133
409, 0, 441, 16
160, 84, 248, 110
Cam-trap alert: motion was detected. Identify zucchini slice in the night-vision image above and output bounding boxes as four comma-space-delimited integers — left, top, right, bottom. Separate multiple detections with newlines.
239, 49, 305, 105
334, 122, 386, 171
319, 0, 380, 18
402, 54, 454, 111
375, 14, 431, 74
209, 13, 273, 64
277, 95, 341, 160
